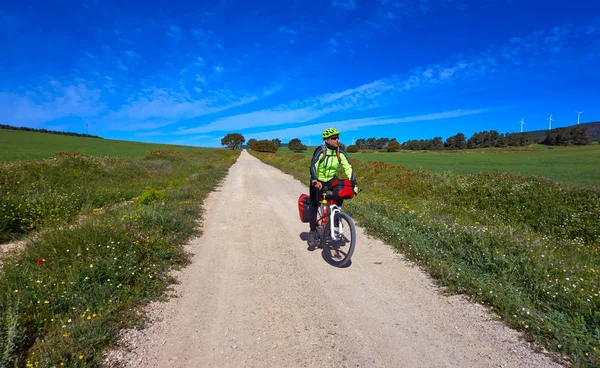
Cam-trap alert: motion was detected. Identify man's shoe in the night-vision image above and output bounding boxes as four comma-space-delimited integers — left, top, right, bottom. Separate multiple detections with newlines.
307, 230, 317, 247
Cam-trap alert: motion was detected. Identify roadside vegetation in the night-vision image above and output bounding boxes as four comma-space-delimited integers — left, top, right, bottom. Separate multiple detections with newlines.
248, 149, 600, 367
275, 143, 600, 186
0, 147, 240, 367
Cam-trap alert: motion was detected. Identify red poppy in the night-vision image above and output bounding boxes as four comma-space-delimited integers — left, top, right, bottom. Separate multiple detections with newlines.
0, 182, 4, 185
37, 259, 44, 265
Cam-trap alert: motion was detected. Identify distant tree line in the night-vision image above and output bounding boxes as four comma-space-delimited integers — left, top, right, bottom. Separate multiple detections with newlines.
0, 124, 103, 139
540, 125, 589, 146
223, 125, 590, 154
348, 126, 590, 152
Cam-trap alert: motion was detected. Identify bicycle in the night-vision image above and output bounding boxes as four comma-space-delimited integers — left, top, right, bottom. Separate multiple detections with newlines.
313, 181, 358, 267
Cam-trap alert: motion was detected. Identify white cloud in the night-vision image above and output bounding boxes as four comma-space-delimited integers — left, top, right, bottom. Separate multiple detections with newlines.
124, 50, 139, 58
103, 88, 259, 131
214, 65, 224, 73
177, 79, 396, 134
246, 108, 489, 141
0, 82, 105, 127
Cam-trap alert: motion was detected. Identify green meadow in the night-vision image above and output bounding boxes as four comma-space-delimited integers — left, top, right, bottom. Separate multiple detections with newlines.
0, 130, 238, 367
0, 129, 213, 161
279, 143, 600, 186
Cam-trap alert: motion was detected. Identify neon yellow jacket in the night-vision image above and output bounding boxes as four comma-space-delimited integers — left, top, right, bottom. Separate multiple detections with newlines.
310, 145, 355, 184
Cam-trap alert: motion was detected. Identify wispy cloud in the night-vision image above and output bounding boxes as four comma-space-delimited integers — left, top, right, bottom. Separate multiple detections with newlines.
102, 87, 260, 131
278, 26, 297, 35
332, 0, 356, 10
0, 82, 104, 127
176, 79, 395, 134
177, 20, 590, 138
167, 25, 181, 37
246, 108, 488, 141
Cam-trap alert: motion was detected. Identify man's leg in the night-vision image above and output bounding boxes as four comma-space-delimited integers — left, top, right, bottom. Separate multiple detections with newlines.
308, 184, 321, 246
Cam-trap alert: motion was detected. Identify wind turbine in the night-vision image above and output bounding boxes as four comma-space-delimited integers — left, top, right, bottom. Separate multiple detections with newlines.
576, 111, 584, 125
519, 118, 525, 133
547, 114, 554, 130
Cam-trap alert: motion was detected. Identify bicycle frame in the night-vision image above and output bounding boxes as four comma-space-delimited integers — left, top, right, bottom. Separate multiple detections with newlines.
317, 197, 344, 241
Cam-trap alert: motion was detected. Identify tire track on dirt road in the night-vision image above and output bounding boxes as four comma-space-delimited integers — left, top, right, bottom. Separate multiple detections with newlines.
106, 150, 561, 368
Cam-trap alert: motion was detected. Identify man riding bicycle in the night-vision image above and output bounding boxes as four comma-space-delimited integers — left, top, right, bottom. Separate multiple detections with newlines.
307, 127, 359, 247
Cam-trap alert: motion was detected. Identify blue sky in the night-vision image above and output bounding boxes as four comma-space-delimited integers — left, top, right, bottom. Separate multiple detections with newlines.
1, 1, 599, 147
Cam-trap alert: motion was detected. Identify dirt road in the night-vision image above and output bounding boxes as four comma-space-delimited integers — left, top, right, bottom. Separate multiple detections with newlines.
106, 150, 561, 367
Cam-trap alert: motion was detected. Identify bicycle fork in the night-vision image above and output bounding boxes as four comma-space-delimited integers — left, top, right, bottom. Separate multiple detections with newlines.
327, 204, 343, 241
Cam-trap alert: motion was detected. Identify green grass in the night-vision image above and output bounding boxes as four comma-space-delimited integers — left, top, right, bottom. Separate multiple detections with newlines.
0, 129, 214, 162
249, 149, 600, 367
274, 144, 600, 186
0, 148, 240, 367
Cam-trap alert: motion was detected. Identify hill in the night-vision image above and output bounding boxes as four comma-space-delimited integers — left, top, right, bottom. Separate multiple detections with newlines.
528, 121, 600, 142
0, 129, 214, 162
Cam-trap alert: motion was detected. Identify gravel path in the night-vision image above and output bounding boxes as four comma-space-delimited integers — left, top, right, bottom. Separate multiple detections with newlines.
104, 150, 562, 368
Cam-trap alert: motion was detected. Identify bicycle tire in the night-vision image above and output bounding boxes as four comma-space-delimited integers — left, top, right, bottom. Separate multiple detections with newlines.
322, 211, 356, 267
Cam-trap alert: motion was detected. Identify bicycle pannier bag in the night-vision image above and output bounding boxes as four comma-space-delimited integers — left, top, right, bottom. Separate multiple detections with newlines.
331, 179, 355, 199
298, 193, 311, 223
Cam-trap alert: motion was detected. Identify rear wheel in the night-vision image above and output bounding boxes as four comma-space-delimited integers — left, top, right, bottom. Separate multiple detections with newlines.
322, 212, 356, 267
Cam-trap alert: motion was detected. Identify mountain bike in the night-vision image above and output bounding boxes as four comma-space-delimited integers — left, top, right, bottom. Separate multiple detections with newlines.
314, 182, 357, 267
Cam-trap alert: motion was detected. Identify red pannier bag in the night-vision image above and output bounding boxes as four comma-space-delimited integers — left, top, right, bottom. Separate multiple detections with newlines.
298, 193, 311, 223
331, 179, 355, 199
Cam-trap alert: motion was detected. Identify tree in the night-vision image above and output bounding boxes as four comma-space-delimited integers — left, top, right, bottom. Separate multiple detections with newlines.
221, 133, 245, 149
432, 136, 444, 150
288, 138, 307, 152
247, 138, 257, 148
346, 144, 359, 153
251, 139, 279, 152
386, 140, 401, 152
271, 138, 281, 147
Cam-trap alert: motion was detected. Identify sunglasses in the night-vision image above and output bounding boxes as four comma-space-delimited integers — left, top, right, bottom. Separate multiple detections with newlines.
329, 136, 339, 140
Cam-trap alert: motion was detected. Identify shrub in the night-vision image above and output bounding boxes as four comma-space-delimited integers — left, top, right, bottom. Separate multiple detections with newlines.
346, 145, 359, 153
137, 188, 166, 205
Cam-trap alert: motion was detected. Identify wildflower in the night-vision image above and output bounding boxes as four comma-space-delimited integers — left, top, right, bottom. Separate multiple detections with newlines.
0, 181, 4, 185
63, 333, 68, 337
79, 355, 84, 360
37, 259, 44, 265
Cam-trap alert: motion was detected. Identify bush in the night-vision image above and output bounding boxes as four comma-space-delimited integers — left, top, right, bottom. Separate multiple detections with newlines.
346, 145, 359, 153
249, 140, 279, 152
137, 188, 166, 205
287, 138, 307, 152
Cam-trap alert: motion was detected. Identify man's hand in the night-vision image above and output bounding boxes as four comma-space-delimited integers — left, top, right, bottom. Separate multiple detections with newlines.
353, 185, 360, 195
314, 181, 323, 190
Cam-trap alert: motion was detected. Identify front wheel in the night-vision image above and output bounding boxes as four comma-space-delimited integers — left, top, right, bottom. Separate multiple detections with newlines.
322, 212, 356, 267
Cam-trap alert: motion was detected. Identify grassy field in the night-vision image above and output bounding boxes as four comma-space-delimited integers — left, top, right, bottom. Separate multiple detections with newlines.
0, 131, 241, 366
0, 129, 214, 161
277, 143, 600, 186
249, 149, 600, 367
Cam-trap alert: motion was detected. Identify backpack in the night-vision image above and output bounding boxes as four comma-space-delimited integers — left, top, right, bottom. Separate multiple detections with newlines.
318, 145, 341, 165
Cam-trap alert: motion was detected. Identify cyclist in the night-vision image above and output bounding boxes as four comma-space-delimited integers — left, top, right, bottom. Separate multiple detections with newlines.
307, 127, 358, 248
